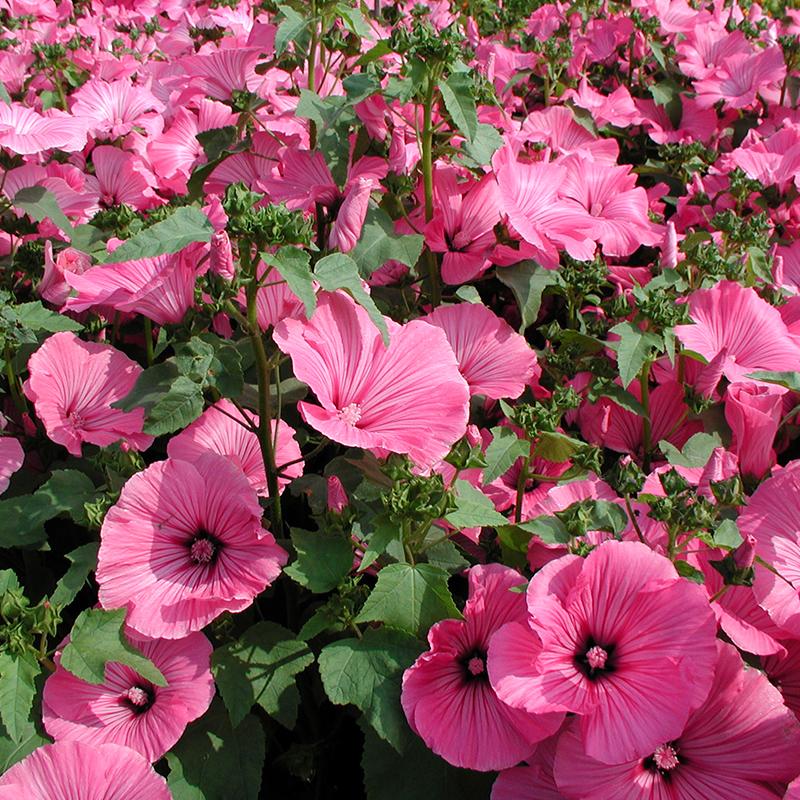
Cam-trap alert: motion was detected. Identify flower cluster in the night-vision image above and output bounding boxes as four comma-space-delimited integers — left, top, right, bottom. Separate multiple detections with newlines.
2, 0, 800, 797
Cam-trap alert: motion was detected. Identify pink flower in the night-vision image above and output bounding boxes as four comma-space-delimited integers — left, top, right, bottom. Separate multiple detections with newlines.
209, 230, 235, 280
96, 454, 288, 639
738, 462, 800, 637
0, 437, 23, 495
65, 248, 199, 325
488, 541, 717, 764
43, 629, 214, 761
763, 638, 800, 721
724, 381, 786, 479
273, 291, 470, 468
89, 146, 161, 211
402, 565, 563, 771
23, 332, 153, 457
70, 78, 164, 139
239, 260, 307, 332
421, 304, 536, 399
0, 103, 88, 155
553, 642, 800, 799
424, 168, 500, 284
167, 399, 303, 497
176, 48, 263, 101
674, 281, 800, 384
491, 734, 565, 800
694, 46, 786, 110
329, 176, 373, 253
560, 156, 662, 257
0, 741, 171, 799
39, 243, 92, 308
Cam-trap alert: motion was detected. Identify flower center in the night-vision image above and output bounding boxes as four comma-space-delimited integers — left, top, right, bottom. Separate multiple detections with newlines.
576, 637, 615, 680
121, 684, 154, 714
337, 402, 362, 427
66, 410, 85, 430
460, 649, 488, 682
653, 744, 679, 771
189, 532, 219, 565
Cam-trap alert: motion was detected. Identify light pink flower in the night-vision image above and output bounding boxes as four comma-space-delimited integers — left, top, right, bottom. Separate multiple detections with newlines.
70, 78, 164, 139
0, 103, 88, 154
176, 48, 263, 101
39, 243, 92, 308
694, 46, 786, 109
273, 291, 470, 468
23, 332, 153, 457
0, 741, 171, 799
421, 304, 536, 399
488, 541, 717, 764
424, 168, 500, 284
167, 399, 303, 497
402, 564, 563, 771
674, 281, 800, 383
724, 381, 785, 480
96, 454, 288, 638
738, 461, 800, 637
89, 146, 161, 211
237, 260, 307, 332
65, 248, 199, 325
43, 629, 214, 761
329, 176, 373, 253
553, 642, 800, 799
0, 437, 23, 495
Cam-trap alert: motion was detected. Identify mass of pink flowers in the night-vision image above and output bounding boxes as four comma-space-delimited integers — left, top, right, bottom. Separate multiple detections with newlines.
3, 0, 800, 797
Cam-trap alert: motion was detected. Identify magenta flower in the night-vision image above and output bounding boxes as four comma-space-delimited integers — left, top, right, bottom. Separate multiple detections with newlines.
674, 280, 800, 384
96, 453, 288, 638
273, 291, 470, 468
23, 332, 153, 457
167, 399, 303, 497
43, 629, 214, 761
0, 436, 23, 495
553, 642, 800, 799
424, 167, 501, 284
0, 103, 88, 155
421, 303, 537, 399
65, 248, 199, 325
491, 734, 565, 800
738, 461, 800, 637
402, 565, 563, 771
0, 741, 172, 799
488, 541, 717, 764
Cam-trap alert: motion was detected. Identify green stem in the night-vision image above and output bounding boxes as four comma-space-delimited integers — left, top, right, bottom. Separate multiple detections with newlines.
243, 245, 283, 534
308, 4, 319, 148
420, 76, 441, 307
3, 345, 27, 414
624, 494, 645, 544
514, 442, 534, 524
143, 317, 154, 367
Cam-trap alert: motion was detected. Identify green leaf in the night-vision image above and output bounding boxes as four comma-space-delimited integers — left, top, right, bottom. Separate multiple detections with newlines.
166, 699, 265, 800
610, 321, 662, 388
0, 83, 10, 105
284, 528, 353, 593
500, 515, 571, 545
0, 721, 46, 772
60, 608, 166, 687
675, 559, 705, 584
361, 723, 494, 800
50, 542, 98, 608
69, 223, 107, 256
356, 40, 392, 66
14, 302, 83, 333
423, 536, 468, 574
211, 622, 314, 729
262, 247, 316, 318
275, 4, 309, 56
747, 246, 772, 284
197, 333, 244, 398
483, 427, 529, 484
0, 653, 39, 743
13, 186, 73, 236
350, 206, 424, 278
172, 337, 215, 383
0, 470, 96, 547
659, 432, 722, 468
359, 517, 400, 573
196, 126, 237, 162
496, 260, 559, 331
143, 375, 205, 436
445, 479, 508, 529
439, 72, 478, 142
112, 361, 180, 412
336, 3, 372, 37
314, 253, 389, 345
595, 382, 646, 416
101, 208, 213, 264
587, 500, 628, 534
343, 73, 381, 104
318, 628, 423, 752
295, 91, 355, 185
534, 431, 584, 463
454, 286, 482, 304
714, 519, 743, 550
355, 563, 461, 636
458, 123, 504, 168
745, 370, 800, 392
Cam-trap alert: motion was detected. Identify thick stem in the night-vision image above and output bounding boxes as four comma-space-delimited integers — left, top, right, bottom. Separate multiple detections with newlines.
420, 77, 441, 307
243, 246, 283, 534
143, 317, 154, 367
514, 442, 534, 524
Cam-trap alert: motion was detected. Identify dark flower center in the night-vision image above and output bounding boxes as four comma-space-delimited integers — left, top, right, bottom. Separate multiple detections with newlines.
575, 637, 616, 680
189, 531, 220, 565
460, 648, 488, 682
644, 743, 681, 778
121, 684, 155, 714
